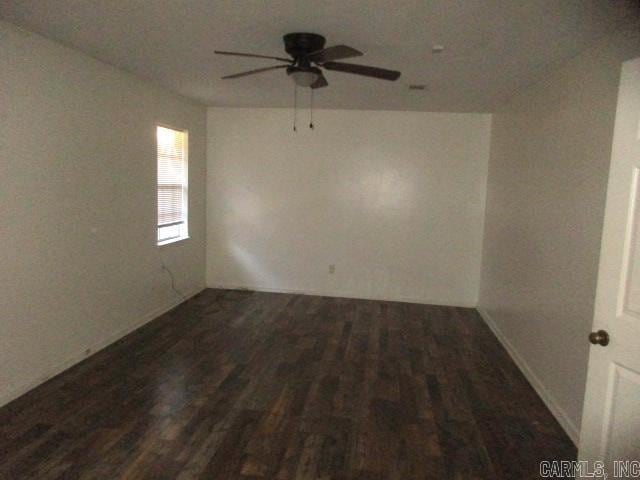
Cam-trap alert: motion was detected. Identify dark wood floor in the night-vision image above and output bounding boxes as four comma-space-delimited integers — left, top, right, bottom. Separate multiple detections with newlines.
0, 289, 575, 479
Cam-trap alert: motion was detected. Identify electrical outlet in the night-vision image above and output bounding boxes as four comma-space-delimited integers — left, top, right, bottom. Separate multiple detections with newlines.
329, 264, 335, 274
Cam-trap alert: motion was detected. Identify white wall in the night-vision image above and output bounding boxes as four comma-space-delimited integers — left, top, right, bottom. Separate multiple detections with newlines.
0, 21, 207, 406
478, 24, 640, 444
207, 108, 491, 307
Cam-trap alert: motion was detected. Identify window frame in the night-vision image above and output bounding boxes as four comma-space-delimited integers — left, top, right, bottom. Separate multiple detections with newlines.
156, 124, 189, 246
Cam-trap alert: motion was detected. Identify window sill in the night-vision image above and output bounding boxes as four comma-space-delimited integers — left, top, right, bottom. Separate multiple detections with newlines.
157, 236, 190, 247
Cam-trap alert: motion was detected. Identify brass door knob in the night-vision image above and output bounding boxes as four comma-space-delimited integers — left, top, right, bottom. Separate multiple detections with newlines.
589, 330, 610, 346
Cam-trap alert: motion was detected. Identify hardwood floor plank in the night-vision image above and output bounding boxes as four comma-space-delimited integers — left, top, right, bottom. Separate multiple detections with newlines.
0, 289, 576, 479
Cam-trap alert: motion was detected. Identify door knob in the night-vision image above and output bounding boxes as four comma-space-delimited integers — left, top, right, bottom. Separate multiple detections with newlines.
589, 330, 609, 346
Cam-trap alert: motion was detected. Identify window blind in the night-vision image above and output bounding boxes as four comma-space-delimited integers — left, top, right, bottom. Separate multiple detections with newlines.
157, 127, 186, 228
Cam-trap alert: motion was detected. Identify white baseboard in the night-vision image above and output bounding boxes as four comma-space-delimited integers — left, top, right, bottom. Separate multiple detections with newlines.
476, 307, 579, 446
207, 283, 477, 308
0, 287, 204, 409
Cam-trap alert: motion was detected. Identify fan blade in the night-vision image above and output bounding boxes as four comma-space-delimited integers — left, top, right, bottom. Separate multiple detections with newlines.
308, 45, 363, 63
322, 61, 401, 81
221, 64, 288, 79
215, 50, 291, 63
311, 73, 328, 89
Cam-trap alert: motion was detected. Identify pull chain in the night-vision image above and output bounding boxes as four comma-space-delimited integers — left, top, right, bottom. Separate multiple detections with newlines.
309, 88, 314, 130
293, 84, 298, 132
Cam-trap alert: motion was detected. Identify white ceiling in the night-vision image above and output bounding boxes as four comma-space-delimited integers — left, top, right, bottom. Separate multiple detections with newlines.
1, 1, 636, 112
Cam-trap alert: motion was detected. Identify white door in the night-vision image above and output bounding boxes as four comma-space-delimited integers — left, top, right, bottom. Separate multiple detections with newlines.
579, 58, 640, 471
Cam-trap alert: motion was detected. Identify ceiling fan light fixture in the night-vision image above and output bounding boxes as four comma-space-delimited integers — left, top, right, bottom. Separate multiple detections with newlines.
288, 67, 321, 87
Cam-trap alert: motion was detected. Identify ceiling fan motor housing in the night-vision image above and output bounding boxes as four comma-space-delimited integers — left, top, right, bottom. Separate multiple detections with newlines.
283, 33, 326, 60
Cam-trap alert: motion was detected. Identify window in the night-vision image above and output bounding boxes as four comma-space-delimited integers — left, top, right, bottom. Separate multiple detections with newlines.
157, 126, 188, 245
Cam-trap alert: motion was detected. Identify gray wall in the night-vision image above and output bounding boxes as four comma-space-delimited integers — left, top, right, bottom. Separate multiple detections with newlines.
478, 24, 640, 443
207, 108, 491, 307
0, 21, 207, 406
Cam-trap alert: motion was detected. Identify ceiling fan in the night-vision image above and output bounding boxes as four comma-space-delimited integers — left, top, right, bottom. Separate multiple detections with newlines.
215, 33, 401, 89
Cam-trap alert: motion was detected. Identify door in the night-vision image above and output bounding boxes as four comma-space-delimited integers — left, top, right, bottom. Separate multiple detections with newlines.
579, 58, 640, 472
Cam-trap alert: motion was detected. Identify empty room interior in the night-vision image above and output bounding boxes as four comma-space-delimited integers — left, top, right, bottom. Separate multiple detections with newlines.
1, 1, 640, 478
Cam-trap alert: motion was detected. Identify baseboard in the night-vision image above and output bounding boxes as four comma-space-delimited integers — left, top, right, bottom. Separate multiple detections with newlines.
207, 283, 477, 308
476, 307, 580, 446
0, 286, 204, 409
